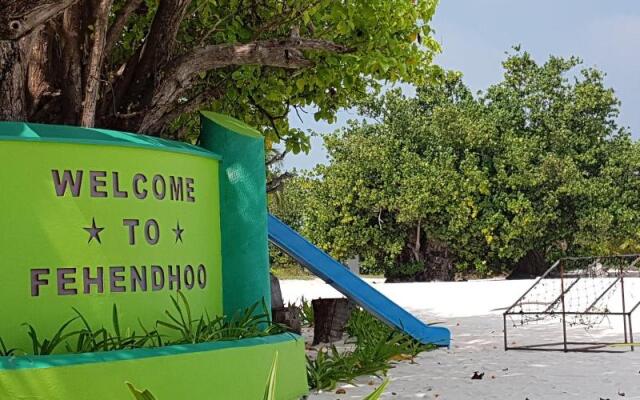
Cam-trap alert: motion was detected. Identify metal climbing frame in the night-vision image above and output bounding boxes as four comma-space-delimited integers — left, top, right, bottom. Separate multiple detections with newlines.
503, 255, 640, 352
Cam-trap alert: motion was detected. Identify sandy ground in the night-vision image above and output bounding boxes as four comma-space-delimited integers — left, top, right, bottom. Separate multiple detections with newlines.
281, 278, 640, 400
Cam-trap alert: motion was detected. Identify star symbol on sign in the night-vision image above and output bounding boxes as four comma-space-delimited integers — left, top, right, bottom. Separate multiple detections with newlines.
173, 221, 184, 243
83, 218, 104, 244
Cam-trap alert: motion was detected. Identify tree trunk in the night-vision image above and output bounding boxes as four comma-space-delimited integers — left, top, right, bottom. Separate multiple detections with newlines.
311, 298, 354, 345
386, 237, 455, 282
506, 249, 549, 279
270, 272, 284, 310
269, 273, 302, 334
418, 238, 455, 281
0, 40, 28, 120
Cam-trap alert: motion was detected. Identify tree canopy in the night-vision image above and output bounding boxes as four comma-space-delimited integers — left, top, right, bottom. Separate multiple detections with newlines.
278, 51, 640, 280
0, 0, 440, 154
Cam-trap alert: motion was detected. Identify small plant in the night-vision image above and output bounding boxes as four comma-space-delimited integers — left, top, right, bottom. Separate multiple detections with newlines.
69, 305, 155, 353
299, 297, 314, 327
0, 337, 16, 356
126, 382, 157, 400
263, 352, 279, 400
0, 292, 288, 357
363, 379, 390, 400
307, 308, 435, 390
306, 345, 348, 390
24, 316, 80, 355
157, 292, 287, 345
346, 308, 435, 359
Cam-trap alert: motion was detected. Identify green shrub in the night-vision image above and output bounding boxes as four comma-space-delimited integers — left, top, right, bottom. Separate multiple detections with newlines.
307, 308, 435, 390
0, 292, 286, 356
384, 262, 425, 282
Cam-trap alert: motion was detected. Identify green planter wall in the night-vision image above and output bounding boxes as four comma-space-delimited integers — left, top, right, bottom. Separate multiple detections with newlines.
0, 334, 307, 400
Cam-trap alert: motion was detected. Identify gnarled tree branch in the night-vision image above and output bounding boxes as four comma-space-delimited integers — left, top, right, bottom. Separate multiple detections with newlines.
115, 0, 192, 110
104, 0, 144, 58
138, 38, 354, 133
248, 94, 288, 139
267, 171, 293, 193
169, 38, 353, 92
267, 150, 289, 167
142, 84, 225, 134
0, 0, 80, 40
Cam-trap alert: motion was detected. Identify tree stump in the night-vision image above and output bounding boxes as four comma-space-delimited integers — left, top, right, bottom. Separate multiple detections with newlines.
273, 306, 302, 334
312, 298, 354, 345
270, 273, 302, 334
270, 273, 284, 310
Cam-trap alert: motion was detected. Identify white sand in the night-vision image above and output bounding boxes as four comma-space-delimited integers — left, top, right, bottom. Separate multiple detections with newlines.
281, 278, 640, 399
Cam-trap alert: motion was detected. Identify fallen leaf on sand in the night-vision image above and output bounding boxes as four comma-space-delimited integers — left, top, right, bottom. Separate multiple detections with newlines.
390, 354, 413, 361
471, 371, 484, 380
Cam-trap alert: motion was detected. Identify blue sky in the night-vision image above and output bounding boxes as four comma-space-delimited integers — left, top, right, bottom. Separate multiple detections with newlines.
284, 0, 640, 170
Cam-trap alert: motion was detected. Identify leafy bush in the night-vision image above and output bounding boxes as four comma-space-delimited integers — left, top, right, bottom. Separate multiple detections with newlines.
383, 262, 425, 282
307, 308, 435, 390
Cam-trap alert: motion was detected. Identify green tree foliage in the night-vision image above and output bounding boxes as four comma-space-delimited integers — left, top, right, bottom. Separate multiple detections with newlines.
293, 50, 640, 279
0, 0, 441, 156
268, 172, 312, 272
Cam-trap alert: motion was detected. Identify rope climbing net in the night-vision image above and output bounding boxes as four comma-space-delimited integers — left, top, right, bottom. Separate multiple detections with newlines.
503, 255, 640, 351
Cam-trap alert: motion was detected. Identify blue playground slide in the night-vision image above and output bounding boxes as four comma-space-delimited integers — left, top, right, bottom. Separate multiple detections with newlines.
267, 214, 451, 347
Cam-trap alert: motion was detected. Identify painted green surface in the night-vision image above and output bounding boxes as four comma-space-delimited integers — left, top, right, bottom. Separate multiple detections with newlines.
0, 140, 222, 351
0, 121, 220, 160
0, 334, 308, 400
200, 111, 262, 139
199, 112, 271, 316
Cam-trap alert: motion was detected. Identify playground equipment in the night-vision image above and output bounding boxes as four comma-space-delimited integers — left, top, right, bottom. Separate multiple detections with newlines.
504, 255, 640, 352
268, 214, 451, 347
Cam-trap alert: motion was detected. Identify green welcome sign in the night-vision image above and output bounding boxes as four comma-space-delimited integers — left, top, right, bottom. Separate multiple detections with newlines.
0, 115, 307, 399
0, 126, 222, 350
